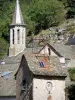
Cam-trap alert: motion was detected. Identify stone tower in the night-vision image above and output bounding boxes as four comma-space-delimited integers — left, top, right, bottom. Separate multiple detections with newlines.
9, 0, 26, 57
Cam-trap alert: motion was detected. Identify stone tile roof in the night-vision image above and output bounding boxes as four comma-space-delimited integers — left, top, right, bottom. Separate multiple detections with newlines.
51, 44, 75, 59
0, 46, 68, 96
67, 59, 75, 67
0, 54, 22, 96
24, 49, 67, 77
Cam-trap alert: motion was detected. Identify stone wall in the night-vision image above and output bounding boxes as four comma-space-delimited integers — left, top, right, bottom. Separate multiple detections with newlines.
16, 55, 32, 100
9, 26, 26, 57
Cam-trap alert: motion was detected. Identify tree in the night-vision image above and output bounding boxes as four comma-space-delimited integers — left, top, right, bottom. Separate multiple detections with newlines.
66, 84, 75, 100
25, 0, 66, 34
65, 0, 75, 18
0, 0, 66, 58
0, 37, 9, 59
0, 0, 15, 58
0, 0, 15, 40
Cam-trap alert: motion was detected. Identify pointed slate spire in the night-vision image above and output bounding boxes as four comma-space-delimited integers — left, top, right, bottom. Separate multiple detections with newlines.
11, 0, 24, 25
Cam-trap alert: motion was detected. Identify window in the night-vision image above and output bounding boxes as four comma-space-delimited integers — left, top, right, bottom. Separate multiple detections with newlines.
13, 29, 14, 44
22, 29, 24, 44
21, 79, 26, 91
17, 29, 20, 44
39, 62, 44, 67
23, 79, 26, 87
48, 48, 51, 55
22, 32, 23, 44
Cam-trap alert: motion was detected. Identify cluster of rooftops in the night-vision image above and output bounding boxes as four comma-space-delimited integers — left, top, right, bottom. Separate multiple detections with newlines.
0, 43, 75, 96
0, 0, 75, 97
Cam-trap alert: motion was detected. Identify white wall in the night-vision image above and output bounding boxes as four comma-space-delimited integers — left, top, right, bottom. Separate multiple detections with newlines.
40, 45, 49, 55
9, 26, 26, 57
33, 78, 65, 100
40, 45, 57, 56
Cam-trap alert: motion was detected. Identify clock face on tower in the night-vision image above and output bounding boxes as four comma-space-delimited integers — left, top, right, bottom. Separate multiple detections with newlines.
45, 82, 53, 94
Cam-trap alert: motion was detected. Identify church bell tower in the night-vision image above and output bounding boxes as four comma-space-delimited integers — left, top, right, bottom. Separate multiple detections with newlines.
9, 0, 26, 57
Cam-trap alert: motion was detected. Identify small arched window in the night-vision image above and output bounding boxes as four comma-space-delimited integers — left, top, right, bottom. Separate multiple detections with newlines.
21, 79, 26, 91
23, 79, 26, 87
13, 29, 14, 44
22, 31, 23, 44
17, 29, 20, 44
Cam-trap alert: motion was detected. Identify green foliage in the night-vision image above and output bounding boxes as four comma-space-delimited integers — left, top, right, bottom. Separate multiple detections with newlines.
0, 0, 66, 36
58, 0, 68, 7
66, 84, 75, 100
65, 0, 75, 18
68, 68, 75, 81
65, 23, 75, 35
0, 0, 15, 58
0, 0, 67, 58
0, 37, 9, 59
59, 0, 75, 18
26, 0, 66, 34
0, 0, 15, 39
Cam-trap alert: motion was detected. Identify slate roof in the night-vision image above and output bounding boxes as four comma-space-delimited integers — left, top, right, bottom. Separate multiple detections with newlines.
0, 53, 22, 96
67, 59, 75, 67
0, 46, 68, 96
23, 49, 67, 77
67, 37, 75, 45
51, 44, 75, 59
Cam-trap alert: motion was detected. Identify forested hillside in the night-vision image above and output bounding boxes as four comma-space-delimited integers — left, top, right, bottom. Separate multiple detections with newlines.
0, 0, 75, 58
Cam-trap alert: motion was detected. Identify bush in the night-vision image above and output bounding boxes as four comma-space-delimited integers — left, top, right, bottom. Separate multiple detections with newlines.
66, 84, 75, 100
26, 0, 66, 34
68, 68, 75, 81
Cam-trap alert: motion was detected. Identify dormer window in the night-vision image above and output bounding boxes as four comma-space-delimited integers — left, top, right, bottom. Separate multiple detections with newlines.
39, 62, 44, 67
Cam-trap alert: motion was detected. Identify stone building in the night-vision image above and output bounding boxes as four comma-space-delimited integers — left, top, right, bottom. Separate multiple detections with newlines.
15, 44, 67, 100
0, 0, 75, 100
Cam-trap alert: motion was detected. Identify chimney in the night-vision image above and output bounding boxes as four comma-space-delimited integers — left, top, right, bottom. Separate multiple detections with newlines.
60, 57, 65, 67
60, 57, 65, 64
